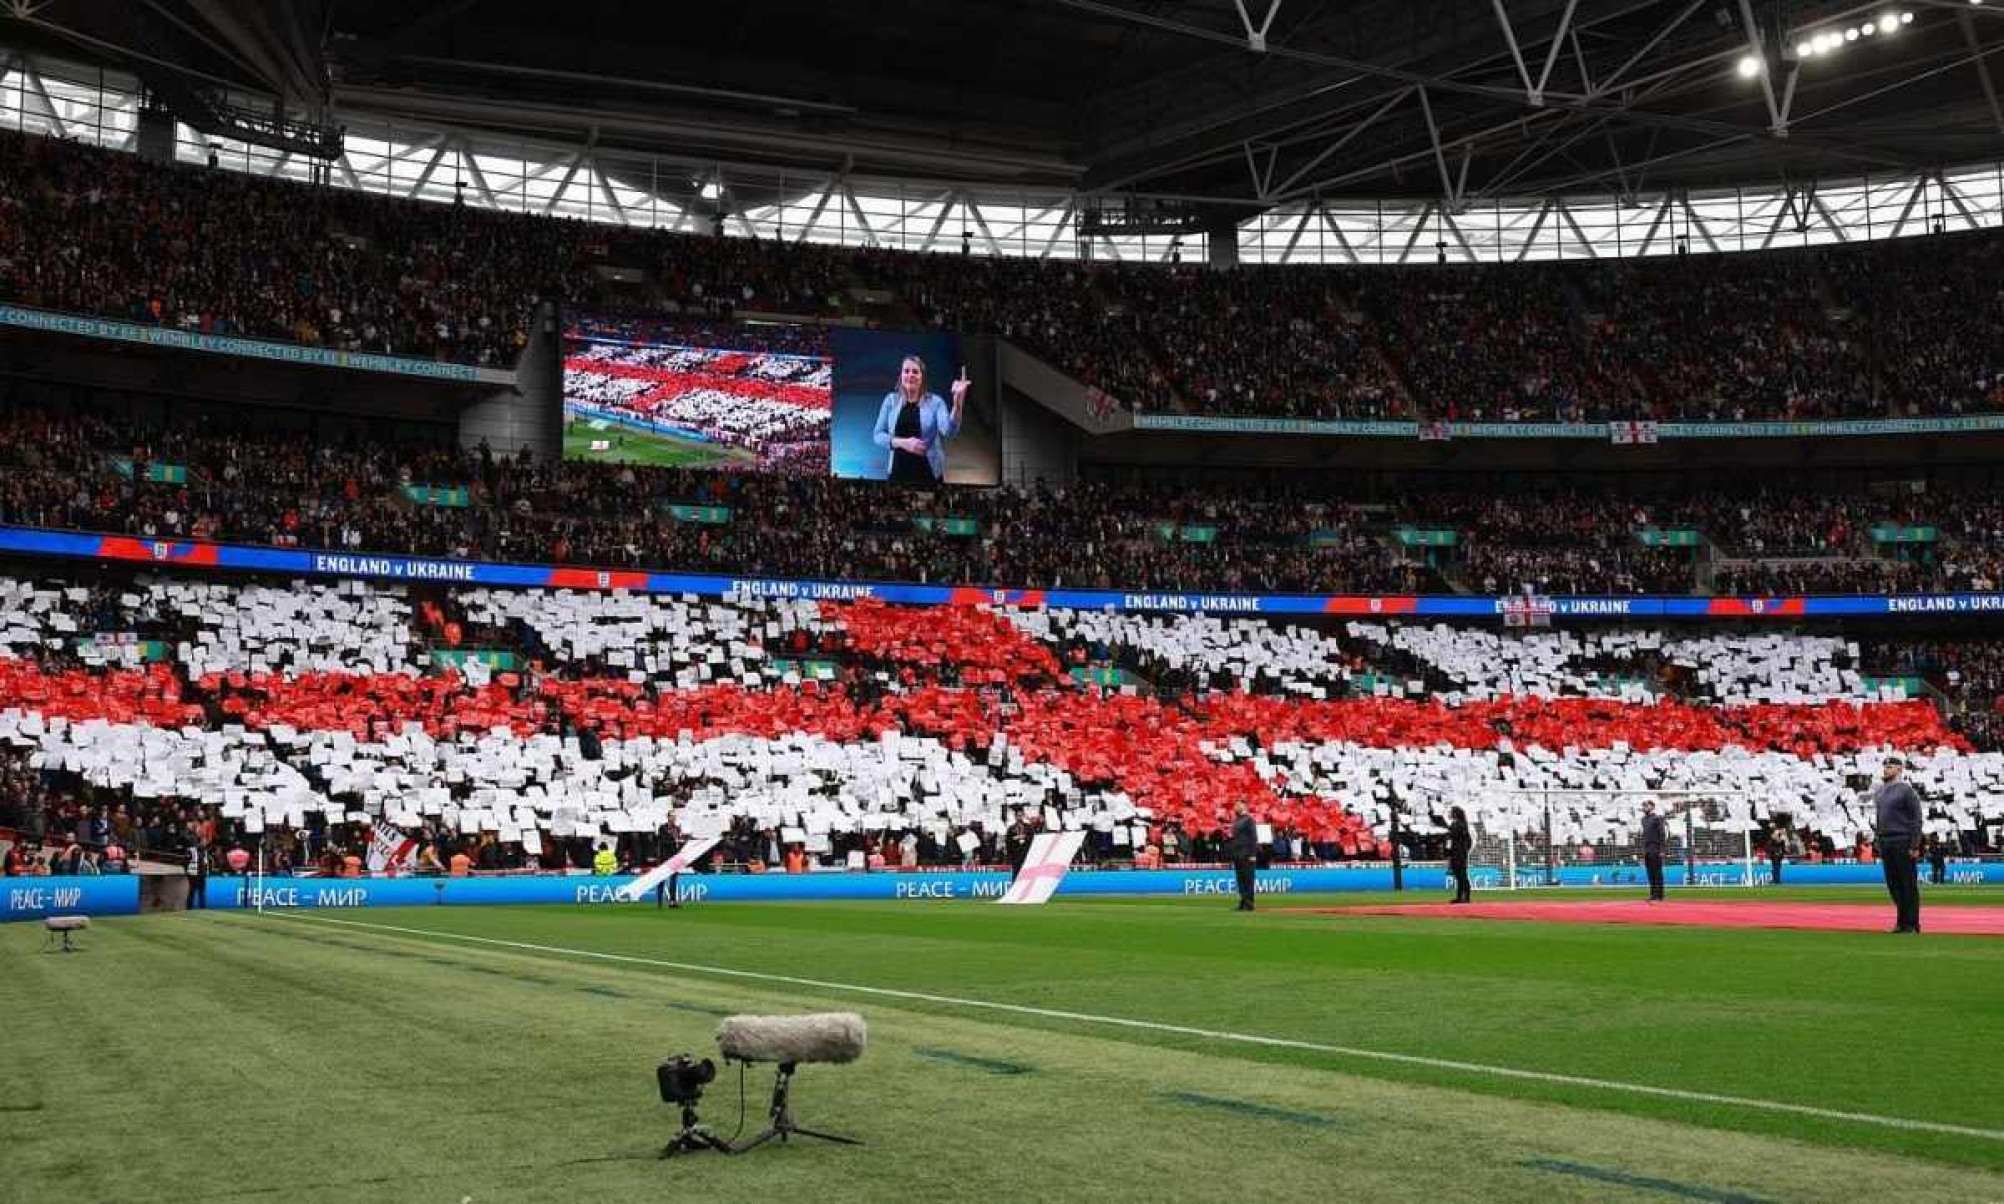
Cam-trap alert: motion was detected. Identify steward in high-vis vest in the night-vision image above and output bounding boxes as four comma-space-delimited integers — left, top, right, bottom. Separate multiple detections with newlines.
593, 845, 618, 877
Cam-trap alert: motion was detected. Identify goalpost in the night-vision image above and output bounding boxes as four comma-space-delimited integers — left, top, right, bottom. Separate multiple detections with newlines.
1448, 788, 1759, 891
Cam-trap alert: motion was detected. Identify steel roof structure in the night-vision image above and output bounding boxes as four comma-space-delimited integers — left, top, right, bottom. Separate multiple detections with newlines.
6, 0, 2004, 261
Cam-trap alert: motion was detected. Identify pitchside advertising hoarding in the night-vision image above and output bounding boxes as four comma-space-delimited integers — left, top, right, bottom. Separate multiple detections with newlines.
5, 522, 2004, 622
7, 863, 2002, 921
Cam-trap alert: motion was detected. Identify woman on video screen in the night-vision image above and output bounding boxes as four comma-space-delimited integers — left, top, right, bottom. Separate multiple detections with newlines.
872, 355, 968, 483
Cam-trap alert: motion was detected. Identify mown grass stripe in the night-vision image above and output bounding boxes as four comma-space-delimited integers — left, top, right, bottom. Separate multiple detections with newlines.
1522, 1158, 1773, 1203
914, 1048, 1034, 1075
1163, 1091, 1334, 1127
665, 1000, 732, 1016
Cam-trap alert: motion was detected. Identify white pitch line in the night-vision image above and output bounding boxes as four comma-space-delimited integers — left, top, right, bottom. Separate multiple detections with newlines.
266, 911, 2004, 1143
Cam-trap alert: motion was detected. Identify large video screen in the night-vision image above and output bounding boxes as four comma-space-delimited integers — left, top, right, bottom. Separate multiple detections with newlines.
562, 318, 998, 485
563, 317, 832, 473
829, 328, 999, 486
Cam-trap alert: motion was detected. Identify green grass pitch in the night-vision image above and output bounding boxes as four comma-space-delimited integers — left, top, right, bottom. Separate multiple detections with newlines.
561, 419, 750, 470
7, 887, 2004, 1202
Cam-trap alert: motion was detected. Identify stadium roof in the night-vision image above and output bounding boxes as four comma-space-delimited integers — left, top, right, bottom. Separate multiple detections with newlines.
12, 0, 2004, 214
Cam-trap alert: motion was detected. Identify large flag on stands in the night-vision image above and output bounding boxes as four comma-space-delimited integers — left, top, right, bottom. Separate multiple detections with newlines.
616, 836, 724, 902
365, 821, 418, 875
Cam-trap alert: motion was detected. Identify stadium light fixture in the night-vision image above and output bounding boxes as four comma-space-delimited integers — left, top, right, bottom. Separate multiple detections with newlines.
1788, 10, 1913, 61
1737, 53, 1762, 77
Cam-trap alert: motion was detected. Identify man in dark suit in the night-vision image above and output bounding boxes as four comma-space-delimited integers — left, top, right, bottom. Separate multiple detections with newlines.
1873, 757, 1923, 933
1447, 805, 1473, 904
1005, 817, 1033, 877
185, 838, 208, 910
1229, 802, 1258, 912
1641, 800, 1668, 902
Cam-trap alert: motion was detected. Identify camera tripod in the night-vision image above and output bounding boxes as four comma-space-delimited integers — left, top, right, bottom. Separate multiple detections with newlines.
731, 1062, 863, 1153
659, 1101, 734, 1159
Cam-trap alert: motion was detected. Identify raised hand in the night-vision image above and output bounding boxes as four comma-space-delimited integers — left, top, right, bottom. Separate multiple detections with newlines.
950, 365, 971, 407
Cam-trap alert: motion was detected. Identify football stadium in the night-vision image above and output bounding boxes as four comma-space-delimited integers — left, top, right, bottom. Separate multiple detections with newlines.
4, 2, 2004, 1201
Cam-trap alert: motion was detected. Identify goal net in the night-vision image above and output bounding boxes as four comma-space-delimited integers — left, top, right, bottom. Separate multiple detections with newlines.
1455, 789, 1757, 890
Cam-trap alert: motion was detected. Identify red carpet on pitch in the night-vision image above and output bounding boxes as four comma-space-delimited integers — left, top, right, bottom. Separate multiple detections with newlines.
1320, 900, 2004, 936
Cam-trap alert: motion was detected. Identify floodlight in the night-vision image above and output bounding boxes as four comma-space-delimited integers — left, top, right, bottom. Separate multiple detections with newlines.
1737, 54, 1761, 78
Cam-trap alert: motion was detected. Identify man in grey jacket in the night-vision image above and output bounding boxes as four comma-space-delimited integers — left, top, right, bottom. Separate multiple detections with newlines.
1872, 757, 1924, 933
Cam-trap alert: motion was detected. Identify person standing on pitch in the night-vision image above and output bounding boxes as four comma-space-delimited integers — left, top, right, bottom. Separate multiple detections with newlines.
1447, 805, 1473, 904
185, 838, 208, 910
1767, 821, 1789, 885
1229, 801, 1258, 912
1927, 833, 1949, 886
1641, 800, 1668, 902
1874, 757, 1923, 933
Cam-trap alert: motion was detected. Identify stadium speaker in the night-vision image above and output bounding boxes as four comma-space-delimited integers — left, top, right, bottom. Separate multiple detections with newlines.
715, 1013, 867, 1152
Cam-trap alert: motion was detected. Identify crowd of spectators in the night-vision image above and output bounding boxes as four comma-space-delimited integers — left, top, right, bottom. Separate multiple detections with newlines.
16, 127, 2004, 422
0, 130, 563, 366
1712, 559, 1929, 596
0, 130, 849, 370
1580, 252, 1873, 421
858, 250, 1175, 410
1462, 545, 1695, 596
8, 400, 2004, 596
1409, 488, 1940, 558
1866, 638, 2004, 752
3, 548, 2004, 887
1109, 265, 1408, 420
1363, 265, 1615, 422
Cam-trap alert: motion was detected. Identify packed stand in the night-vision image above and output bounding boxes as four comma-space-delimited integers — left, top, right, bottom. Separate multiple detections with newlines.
1107, 265, 1409, 420
1360, 264, 1621, 422
8, 401, 2004, 596
0, 130, 850, 370
1870, 638, 2004, 752
15, 126, 2004, 421
1579, 251, 1871, 421
857, 250, 1175, 410
3, 567, 2003, 881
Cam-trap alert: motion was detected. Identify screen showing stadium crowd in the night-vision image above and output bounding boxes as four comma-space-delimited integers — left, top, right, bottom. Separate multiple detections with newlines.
7, 128, 2004, 423
0, 570, 1998, 882
2, 401, 2002, 598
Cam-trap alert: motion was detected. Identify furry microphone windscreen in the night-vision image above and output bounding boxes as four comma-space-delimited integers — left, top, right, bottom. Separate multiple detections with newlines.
715, 1012, 868, 1065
